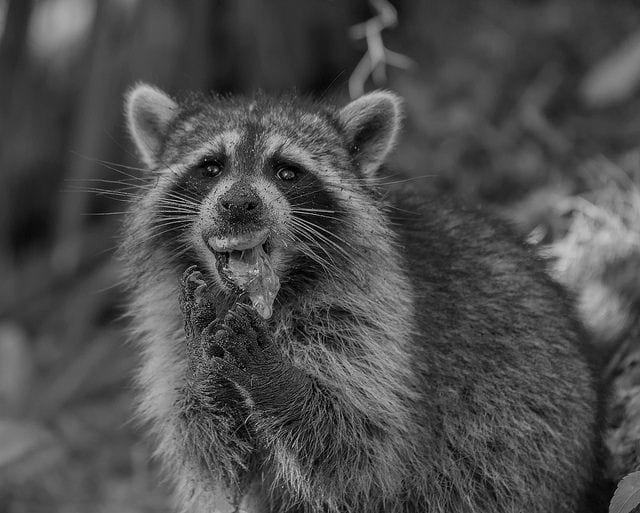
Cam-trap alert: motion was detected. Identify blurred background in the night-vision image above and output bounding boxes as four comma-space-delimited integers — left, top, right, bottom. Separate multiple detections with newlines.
3, 0, 640, 511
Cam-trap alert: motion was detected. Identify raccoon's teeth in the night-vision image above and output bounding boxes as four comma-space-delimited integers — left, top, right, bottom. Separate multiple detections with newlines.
222, 243, 280, 320
208, 229, 269, 252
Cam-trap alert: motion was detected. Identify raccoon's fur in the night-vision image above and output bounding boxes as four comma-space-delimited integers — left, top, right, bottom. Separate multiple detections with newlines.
121, 84, 607, 513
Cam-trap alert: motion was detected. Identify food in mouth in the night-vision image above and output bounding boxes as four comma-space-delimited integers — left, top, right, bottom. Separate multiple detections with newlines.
207, 230, 280, 319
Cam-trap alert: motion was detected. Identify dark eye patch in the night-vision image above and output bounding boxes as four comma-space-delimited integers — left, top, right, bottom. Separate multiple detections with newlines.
148, 160, 220, 263
273, 171, 340, 222
196, 156, 225, 179
269, 165, 349, 296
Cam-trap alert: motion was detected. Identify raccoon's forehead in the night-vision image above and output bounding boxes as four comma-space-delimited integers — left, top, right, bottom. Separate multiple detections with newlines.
161, 104, 345, 168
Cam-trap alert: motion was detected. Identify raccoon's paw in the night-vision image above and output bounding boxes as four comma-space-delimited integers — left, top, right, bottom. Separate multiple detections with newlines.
211, 303, 309, 409
180, 265, 217, 344
184, 318, 241, 409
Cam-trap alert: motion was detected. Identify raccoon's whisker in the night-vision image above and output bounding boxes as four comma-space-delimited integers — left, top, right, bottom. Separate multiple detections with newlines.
150, 218, 196, 230
144, 229, 189, 244
169, 244, 194, 261
153, 215, 197, 223
336, 173, 433, 185
82, 211, 132, 216
369, 175, 436, 187
156, 204, 199, 215
126, 234, 186, 254
162, 190, 201, 205
67, 187, 197, 211
293, 244, 335, 275
156, 198, 200, 211
88, 161, 149, 182
155, 195, 201, 208
289, 219, 348, 257
66, 177, 148, 189
287, 225, 339, 263
287, 232, 341, 278
154, 212, 198, 220
151, 216, 194, 225
289, 219, 352, 264
284, 182, 336, 200
95, 163, 150, 183
100, 161, 148, 172
155, 201, 200, 212
157, 193, 200, 204
143, 205, 199, 215
139, 225, 191, 246
290, 207, 350, 219
290, 211, 344, 223
291, 216, 357, 253
154, 208, 199, 217
161, 195, 200, 208
65, 186, 141, 199
286, 188, 334, 204
85, 196, 137, 205
290, 207, 339, 213
71, 152, 150, 174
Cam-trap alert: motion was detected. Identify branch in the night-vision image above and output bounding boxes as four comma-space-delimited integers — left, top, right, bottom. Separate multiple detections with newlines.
348, 0, 415, 99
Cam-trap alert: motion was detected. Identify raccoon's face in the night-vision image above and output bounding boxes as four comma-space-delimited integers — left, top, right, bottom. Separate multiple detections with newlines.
126, 85, 401, 311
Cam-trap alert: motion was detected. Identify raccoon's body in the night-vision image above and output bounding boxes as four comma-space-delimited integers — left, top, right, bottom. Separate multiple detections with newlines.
121, 84, 605, 513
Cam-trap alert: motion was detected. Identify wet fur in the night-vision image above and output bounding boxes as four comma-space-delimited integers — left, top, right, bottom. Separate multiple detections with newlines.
121, 86, 606, 512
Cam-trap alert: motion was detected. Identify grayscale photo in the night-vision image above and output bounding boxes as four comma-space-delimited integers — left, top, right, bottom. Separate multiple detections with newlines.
1, 0, 640, 512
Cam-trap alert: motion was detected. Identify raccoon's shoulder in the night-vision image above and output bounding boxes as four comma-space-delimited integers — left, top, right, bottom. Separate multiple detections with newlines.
385, 179, 580, 329
385, 180, 532, 268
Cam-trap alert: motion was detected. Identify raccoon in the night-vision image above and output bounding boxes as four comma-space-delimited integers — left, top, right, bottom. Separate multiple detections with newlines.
121, 83, 607, 513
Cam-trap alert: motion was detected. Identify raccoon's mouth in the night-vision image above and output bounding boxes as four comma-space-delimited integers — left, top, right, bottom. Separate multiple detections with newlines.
205, 229, 280, 319
206, 229, 271, 273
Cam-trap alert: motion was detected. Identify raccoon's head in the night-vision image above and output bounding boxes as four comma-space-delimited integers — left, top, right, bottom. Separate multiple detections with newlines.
125, 84, 401, 315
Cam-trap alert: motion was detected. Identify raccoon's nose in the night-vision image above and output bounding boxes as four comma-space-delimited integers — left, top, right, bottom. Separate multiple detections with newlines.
217, 184, 263, 221
218, 197, 259, 211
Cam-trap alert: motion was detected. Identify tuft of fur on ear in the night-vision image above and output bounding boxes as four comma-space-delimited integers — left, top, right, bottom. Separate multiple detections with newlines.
125, 83, 178, 168
338, 91, 403, 178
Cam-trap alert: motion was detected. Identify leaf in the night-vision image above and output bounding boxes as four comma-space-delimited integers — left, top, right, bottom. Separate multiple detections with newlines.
610, 471, 640, 513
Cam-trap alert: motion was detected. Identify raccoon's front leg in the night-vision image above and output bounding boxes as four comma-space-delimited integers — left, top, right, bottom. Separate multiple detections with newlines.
177, 266, 254, 486
214, 304, 401, 510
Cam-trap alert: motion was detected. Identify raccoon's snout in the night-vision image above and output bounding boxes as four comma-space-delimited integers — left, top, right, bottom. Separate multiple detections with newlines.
217, 183, 264, 224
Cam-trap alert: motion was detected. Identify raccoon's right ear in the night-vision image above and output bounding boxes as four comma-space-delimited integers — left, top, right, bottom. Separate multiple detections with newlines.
339, 91, 402, 178
125, 83, 179, 168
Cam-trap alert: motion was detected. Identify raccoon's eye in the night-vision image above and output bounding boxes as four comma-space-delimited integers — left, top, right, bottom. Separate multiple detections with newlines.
198, 158, 224, 178
275, 164, 300, 181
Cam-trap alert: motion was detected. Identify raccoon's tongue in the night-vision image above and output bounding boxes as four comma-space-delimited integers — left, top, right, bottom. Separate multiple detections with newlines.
210, 232, 280, 319
223, 245, 280, 319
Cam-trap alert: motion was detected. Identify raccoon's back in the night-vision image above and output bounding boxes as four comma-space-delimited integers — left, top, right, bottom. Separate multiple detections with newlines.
386, 184, 605, 512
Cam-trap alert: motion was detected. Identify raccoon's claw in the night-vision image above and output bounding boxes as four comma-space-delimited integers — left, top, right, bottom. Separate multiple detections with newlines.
181, 265, 207, 302
200, 320, 225, 360
180, 265, 217, 357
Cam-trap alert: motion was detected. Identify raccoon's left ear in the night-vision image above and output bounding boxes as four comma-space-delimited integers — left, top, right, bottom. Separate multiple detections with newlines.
339, 91, 402, 178
125, 83, 179, 168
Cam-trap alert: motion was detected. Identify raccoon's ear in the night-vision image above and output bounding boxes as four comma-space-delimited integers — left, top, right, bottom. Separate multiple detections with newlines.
339, 91, 402, 177
125, 83, 178, 168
